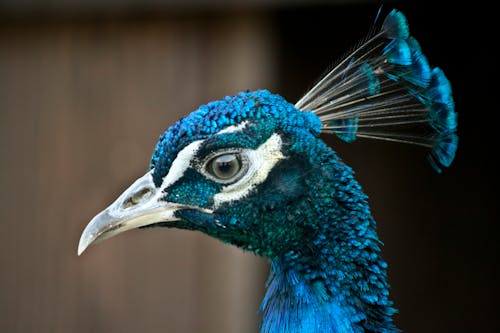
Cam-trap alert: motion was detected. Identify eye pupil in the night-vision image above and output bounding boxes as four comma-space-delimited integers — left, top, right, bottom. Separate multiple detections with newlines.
210, 154, 241, 180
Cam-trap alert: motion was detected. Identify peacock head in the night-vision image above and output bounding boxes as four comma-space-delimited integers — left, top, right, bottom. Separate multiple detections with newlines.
78, 90, 352, 258
78, 10, 458, 261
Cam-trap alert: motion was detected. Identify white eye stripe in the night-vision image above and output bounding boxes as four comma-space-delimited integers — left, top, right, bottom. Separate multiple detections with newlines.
215, 121, 249, 135
160, 139, 205, 190
213, 133, 284, 208
159, 133, 284, 210
162, 121, 249, 190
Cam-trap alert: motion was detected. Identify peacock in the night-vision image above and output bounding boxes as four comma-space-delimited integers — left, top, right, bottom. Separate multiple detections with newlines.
78, 9, 457, 333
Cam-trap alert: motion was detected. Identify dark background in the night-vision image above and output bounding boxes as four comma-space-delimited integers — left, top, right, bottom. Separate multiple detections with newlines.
1, 1, 497, 332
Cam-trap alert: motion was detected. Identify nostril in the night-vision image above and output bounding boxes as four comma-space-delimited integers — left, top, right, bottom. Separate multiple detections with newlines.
123, 188, 153, 208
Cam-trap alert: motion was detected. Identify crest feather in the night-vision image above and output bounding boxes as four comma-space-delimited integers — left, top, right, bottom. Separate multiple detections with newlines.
295, 9, 458, 172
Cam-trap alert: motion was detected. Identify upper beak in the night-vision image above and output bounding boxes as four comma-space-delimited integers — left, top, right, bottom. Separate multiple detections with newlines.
77, 170, 179, 255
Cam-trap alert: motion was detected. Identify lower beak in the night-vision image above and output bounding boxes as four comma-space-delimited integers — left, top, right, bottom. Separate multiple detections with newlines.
77, 170, 179, 255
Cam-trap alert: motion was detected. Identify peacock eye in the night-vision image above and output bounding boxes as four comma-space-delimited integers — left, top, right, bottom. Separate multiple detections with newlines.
210, 154, 240, 178
203, 152, 248, 184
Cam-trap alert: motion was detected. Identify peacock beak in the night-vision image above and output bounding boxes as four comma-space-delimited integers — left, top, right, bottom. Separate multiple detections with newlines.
77, 169, 179, 255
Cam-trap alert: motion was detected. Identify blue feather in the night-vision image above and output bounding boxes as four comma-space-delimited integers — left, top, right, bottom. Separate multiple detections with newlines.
359, 62, 380, 95
330, 117, 359, 143
261, 261, 368, 333
403, 46, 432, 87
383, 39, 412, 66
429, 133, 458, 173
296, 9, 458, 173
430, 101, 457, 134
382, 9, 410, 39
328, 63, 378, 143
426, 68, 457, 134
427, 67, 454, 106
406, 36, 422, 53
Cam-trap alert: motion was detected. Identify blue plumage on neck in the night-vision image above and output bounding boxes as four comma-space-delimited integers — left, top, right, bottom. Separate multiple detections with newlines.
260, 260, 363, 333
257, 146, 397, 333
261, 250, 398, 333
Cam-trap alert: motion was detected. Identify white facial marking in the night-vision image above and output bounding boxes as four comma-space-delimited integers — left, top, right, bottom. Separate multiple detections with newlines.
215, 121, 248, 135
213, 133, 284, 208
161, 140, 204, 190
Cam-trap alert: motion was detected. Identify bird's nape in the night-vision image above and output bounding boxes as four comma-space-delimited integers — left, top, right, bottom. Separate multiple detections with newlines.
78, 8, 457, 333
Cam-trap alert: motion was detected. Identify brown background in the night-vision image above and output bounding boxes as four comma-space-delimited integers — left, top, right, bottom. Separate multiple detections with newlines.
1, 1, 497, 332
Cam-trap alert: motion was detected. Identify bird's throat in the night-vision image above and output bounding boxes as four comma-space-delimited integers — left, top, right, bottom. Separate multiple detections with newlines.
259, 259, 361, 333
259, 242, 398, 333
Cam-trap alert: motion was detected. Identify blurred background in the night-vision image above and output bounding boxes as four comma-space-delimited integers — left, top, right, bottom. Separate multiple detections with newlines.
0, 1, 497, 332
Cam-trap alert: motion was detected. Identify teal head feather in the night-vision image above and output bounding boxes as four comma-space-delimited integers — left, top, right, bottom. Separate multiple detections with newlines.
78, 9, 457, 333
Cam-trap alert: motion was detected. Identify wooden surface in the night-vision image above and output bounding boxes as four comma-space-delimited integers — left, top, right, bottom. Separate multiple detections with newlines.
0, 14, 275, 333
